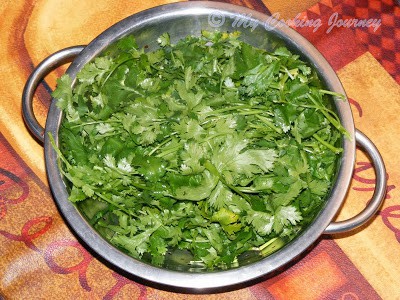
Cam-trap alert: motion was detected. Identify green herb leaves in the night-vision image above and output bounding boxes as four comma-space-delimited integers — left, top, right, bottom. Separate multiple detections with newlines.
52, 31, 346, 270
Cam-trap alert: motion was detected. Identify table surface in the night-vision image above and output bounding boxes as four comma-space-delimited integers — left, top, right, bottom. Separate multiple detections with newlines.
1, 0, 400, 299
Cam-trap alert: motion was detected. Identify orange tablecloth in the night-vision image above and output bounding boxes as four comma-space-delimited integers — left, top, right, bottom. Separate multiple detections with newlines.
1, 0, 400, 299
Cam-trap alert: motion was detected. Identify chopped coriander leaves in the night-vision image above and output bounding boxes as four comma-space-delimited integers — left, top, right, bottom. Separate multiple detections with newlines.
52, 31, 347, 270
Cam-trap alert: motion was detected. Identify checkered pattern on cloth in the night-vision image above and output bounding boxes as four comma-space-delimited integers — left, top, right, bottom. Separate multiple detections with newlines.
296, 0, 400, 82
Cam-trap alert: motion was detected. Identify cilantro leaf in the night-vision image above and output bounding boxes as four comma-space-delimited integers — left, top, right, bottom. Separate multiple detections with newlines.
52, 74, 72, 110
52, 30, 347, 270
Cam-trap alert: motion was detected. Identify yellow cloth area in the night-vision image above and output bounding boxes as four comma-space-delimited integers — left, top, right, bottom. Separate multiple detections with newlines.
1, 1, 399, 299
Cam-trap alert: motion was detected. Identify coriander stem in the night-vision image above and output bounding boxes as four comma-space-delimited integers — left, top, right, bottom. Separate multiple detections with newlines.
148, 136, 173, 156
131, 182, 153, 190
70, 120, 121, 129
205, 105, 252, 116
255, 114, 282, 134
237, 110, 266, 116
204, 161, 251, 202
281, 67, 294, 80
308, 93, 348, 138
319, 89, 346, 100
258, 237, 278, 251
120, 85, 145, 96
95, 132, 122, 138
95, 192, 137, 217
259, 237, 286, 257
156, 144, 182, 157
199, 132, 230, 143
100, 58, 135, 90
235, 187, 261, 194
48, 132, 72, 169
312, 134, 342, 154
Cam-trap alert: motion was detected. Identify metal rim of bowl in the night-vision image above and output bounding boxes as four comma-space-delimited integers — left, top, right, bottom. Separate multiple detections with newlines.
43, 1, 356, 291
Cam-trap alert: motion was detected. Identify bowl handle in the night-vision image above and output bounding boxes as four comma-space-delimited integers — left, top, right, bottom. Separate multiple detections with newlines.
22, 46, 85, 143
324, 129, 387, 234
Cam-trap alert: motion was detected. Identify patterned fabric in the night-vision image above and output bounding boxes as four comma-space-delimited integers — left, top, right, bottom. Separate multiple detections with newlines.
1, 0, 399, 299
295, 0, 400, 81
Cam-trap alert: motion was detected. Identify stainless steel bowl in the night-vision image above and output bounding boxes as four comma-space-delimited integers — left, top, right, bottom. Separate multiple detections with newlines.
22, 1, 387, 291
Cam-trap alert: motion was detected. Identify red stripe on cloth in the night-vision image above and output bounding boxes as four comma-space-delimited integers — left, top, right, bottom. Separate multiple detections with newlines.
249, 239, 381, 299
292, 0, 400, 81
290, 3, 368, 71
